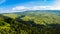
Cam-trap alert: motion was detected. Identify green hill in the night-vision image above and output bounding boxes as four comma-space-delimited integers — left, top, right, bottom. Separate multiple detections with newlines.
0, 10, 60, 34
2, 14, 20, 19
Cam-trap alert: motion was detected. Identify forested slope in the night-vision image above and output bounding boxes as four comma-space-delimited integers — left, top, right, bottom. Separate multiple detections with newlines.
0, 10, 60, 34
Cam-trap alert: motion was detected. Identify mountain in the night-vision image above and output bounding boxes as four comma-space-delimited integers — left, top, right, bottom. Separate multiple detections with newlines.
0, 10, 60, 34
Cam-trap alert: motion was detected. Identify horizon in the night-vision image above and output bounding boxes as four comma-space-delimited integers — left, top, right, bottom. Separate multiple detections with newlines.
0, 10, 60, 14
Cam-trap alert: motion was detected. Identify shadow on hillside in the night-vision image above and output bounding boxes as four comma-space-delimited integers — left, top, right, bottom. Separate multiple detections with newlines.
15, 15, 60, 28
0, 14, 60, 34
0, 14, 60, 28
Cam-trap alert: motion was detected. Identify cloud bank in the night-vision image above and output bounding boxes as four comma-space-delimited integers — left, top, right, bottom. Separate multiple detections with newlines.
9, 5, 60, 12
1, 0, 60, 13
9, 0, 60, 12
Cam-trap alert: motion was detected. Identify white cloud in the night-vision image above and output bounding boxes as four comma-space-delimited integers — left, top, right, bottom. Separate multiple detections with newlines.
11, 6, 28, 12
0, 0, 6, 4
30, 6, 50, 10
10, 0, 60, 13
0, 8, 3, 13
52, 0, 60, 7
0, 8, 10, 13
1, 5, 60, 13
10, 6, 60, 12
12, 6, 50, 11
12, 6, 28, 11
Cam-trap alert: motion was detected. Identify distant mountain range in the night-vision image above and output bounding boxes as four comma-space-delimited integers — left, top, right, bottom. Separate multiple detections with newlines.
0, 10, 60, 34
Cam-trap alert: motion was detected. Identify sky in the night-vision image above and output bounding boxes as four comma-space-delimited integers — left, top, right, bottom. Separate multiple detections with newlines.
0, 0, 60, 13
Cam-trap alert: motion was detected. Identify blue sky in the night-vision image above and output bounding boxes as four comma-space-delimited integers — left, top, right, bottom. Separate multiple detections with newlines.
0, 0, 54, 7
0, 0, 60, 13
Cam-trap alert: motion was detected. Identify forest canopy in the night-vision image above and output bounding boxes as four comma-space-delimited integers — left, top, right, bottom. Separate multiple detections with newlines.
0, 10, 60, 34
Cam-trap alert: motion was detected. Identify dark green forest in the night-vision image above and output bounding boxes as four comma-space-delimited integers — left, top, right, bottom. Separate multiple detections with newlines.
0, 10, 60, 34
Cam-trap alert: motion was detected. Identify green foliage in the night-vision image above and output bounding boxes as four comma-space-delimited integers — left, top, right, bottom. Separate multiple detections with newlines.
21, 13, 60, 25
3, 14, 20, 19
0, 10, 60, 34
